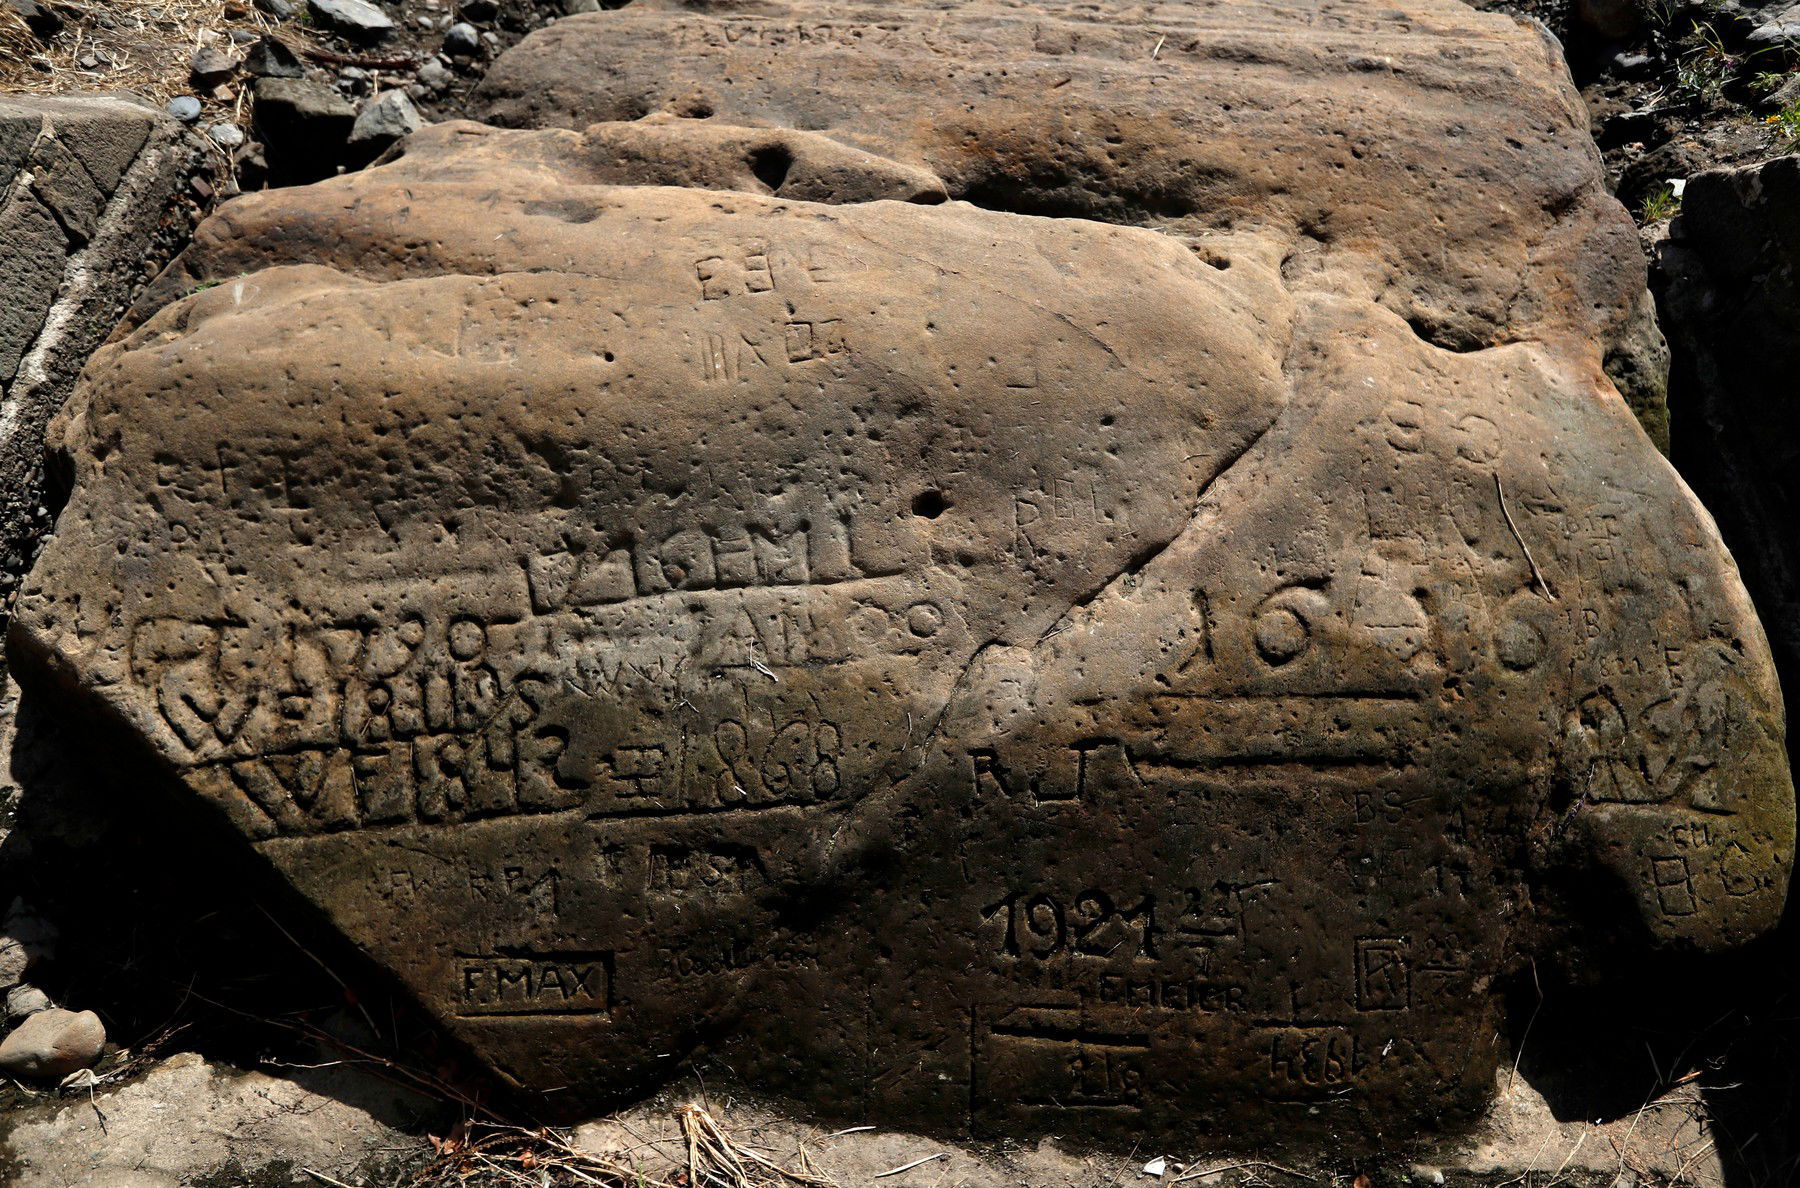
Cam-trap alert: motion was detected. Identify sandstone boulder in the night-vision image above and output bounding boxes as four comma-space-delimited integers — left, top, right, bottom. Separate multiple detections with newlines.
474, 0, 1673, 442
11, 0, 1792, 1153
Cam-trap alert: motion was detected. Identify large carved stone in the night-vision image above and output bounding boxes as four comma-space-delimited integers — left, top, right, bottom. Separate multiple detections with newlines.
10, 0, 1793, 1153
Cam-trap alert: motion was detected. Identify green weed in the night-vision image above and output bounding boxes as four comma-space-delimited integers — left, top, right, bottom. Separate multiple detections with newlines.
1768, 98, 1800, 143
1641, 184, 1682, 223
1674, 21, 1738, 106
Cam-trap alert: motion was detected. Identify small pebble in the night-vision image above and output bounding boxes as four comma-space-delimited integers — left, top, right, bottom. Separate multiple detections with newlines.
190, 45, 241, 88
166, 96, 203, 122
444, 21, 481, 56
207, 122, 246, 148
417, 58, 454, 92
0, 1008, 105, 1081
5, 984, 51, 1019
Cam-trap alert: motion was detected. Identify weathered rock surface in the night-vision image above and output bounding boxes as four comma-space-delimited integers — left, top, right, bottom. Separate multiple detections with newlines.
474, 0, 1673, 442
0, 96, 204, 592
9, 0, 1792, 1153
307, 0, 398, 39
4, 983, 52, 1019
349, 89, 425, 156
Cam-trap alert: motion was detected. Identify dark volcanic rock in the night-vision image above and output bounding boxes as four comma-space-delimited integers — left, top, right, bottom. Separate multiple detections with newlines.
0, 96, 202, 600
244, 35, 305, 79
3, 0, 61, 39
306, 0, 397, 39
189, 46, 241, 89
9, 0, 1792, 1155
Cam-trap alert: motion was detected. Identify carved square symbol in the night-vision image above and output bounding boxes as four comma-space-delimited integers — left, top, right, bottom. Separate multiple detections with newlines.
1651, 856, 1698, 917
1355, 937, 1410, 1011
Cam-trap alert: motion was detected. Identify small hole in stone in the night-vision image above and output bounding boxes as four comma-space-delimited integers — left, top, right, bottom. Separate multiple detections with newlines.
749, 144, 793, 194
912, 490, 950, 519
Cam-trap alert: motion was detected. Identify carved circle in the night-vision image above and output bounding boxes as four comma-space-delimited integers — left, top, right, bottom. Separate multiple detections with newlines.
1454, 413, 1501, 463
1253, 605, 1310, 665
1382, 400, 1426, 452
905, 601, 944, 638
1496, 618, 1546, 671
448, 617, 487, 661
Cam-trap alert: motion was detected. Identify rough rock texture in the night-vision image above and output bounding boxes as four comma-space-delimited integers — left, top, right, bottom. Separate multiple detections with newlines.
475, 0, 1673, 445
1655, 157, 1800, 756
9, 0, 1793, 1154
0, 96, 204, 593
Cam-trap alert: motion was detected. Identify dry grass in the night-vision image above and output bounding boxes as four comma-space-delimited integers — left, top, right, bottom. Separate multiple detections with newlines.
0, 0, 277, 105
1, 7, 37, 62
333, 1106, 843, 1188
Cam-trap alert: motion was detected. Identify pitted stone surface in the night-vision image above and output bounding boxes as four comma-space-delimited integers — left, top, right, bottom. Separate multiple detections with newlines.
10, 0, 1793, 1153
474, 0, 1671, 428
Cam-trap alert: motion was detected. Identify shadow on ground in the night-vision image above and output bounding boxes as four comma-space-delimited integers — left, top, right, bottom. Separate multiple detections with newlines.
0, 676, 476, 1137
1508, 873, 1799, 1186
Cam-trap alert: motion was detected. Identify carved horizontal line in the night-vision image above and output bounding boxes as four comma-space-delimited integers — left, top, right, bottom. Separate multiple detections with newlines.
1151, 691, 1424, 702
453, 1008, 614, 1019
987, 1023, 1151, 1048
583, 798, 828, 821
1134, 755, 1402, 772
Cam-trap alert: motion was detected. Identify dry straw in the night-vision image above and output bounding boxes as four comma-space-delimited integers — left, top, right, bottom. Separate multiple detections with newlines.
0, 0, 271, 104
368, 1107, 843, 1188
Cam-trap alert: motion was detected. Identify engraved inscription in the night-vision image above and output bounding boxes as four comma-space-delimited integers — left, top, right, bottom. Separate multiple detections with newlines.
457, 952, 614, 1017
